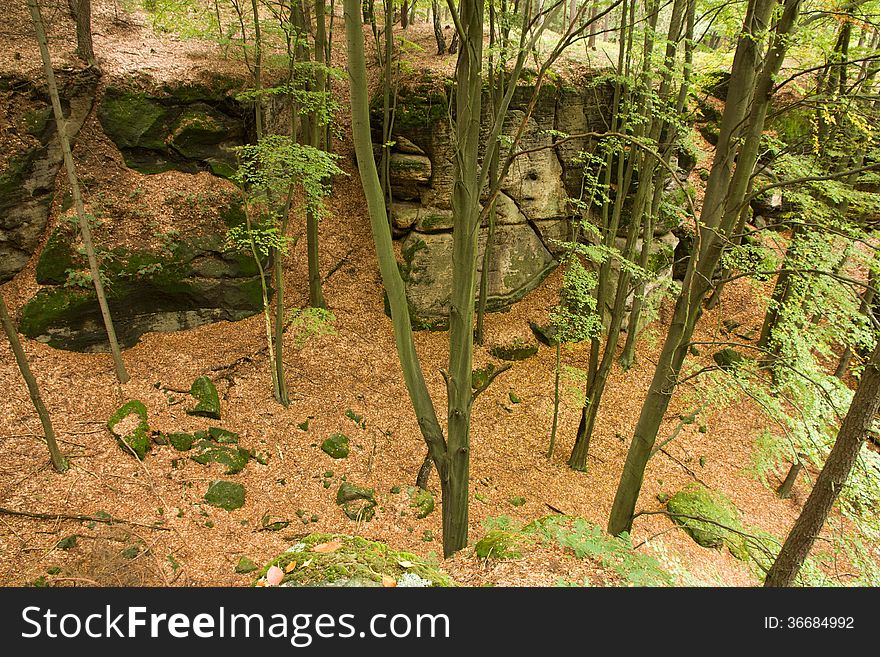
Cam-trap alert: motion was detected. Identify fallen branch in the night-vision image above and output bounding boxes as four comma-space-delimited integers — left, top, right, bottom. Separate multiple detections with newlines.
0, 507, 170, 531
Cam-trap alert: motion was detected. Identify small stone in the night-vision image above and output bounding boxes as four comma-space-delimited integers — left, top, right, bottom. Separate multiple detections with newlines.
529, 321, 558, 346
204, 480, 245, 511
336, 482, 377, 522
508, 391, 522, 404
56, 535, 77, 550
187, 376, 221, 419
509, 496, 526, 507
208, 427, 239, 444
167, 432, 196, 451
107, 400, 151, 460
713, 348, 745, 371
321, 433, 350, 459
190, 441, 250, 474
235, 556, 258, 574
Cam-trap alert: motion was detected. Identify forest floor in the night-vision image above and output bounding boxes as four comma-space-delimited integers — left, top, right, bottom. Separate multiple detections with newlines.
0, 2, 861, 587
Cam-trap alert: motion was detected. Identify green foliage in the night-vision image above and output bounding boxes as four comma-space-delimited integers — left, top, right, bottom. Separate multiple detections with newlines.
287, 307, 337, 348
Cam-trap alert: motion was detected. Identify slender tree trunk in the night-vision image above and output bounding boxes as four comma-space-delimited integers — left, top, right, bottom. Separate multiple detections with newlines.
766, 342, 880, 586
432, 0, 447, 53
67, 0, 97, 67
547, 341, 562, 459
344, 0, 450, 542
443, 0, 484, 557
0, 294, 68, 473
608, 0, 800, 536
28, 0, 129, 384
776, 453, 806, 499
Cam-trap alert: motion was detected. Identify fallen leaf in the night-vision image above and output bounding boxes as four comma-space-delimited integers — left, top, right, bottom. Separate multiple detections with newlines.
381, 575, 397, 587
300, 559, 313, 568
284, 561, 297, 573
266, 565, 284, 586
313, 539, 343, 553
397, 560, 414, 569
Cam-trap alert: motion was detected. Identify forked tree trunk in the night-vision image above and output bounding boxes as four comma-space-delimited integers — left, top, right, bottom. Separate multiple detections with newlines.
0, 294, 68, 473
28, 0, 129, 385
765, 342, 880, 586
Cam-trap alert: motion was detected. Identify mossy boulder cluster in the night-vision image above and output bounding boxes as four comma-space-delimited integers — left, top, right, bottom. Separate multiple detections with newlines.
98, 81, 245, 177
256, 534, 455, 587
19, 216, 267, 352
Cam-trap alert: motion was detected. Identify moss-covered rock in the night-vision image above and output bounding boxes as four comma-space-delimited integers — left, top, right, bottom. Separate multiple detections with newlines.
187, 376, 221, 419
235, 556, 258, 574
474, 530, 523, 560
407, 486, 435, 519
255, 533, 455, 587
713, 348, 745, 371
207, 426, 238, 444
321, 433, 350, 459
34, 223, 77, 285
190, 440, 250, 474
336, 482, 377, 522
529, 321, 558, 346
204, 480, 246, 511
490, 338, 539, 361
107, 400, 151, 460
666, 484, 748, 560
167, 432, 196, 451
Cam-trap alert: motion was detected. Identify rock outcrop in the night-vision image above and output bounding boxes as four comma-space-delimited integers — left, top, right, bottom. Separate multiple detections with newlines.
0, 68, 99, 282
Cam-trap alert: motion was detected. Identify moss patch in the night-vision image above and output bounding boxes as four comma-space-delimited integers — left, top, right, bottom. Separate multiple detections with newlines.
187, 376, 221, 419
204, 480, 245, 511
666, 484, 748, 560
190, 440, 250, 474
256, 533, 454, 587
407, 486, 435, 519
321, 433, 350, 459
490, 338, 539, 361
474, 530, 523, 560
107, 400, 150, 460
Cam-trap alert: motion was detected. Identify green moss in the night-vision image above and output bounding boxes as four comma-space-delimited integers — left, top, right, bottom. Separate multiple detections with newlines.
490, 339, 538, 361
235, 556, 258, 574
98, 88, 170, 150
713, 348, 745, 371
187, 376, 221, 419
321, 433, 350, 459
407, 486, 435, 519
667, 483, 748, 560
336, 482, 376, 521
167, 432, 196, 451
474, 530, 523, 560
191, 440, 250, 474
204, 480, 245, 511
107, 400, 151, 460
35, 225, 77, 285
255, 533, 455, 587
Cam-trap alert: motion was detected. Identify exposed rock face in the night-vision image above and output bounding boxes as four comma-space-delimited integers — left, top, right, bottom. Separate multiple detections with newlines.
98, 79, 245, 178
18, 207, 267, 352
0, 69, 99, 282
375, 74, 618, 321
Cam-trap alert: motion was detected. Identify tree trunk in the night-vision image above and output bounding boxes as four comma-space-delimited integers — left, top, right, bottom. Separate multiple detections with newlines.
344, 0, 450, 542
444, 0, 484, 557
67, 0, 97, 67
776, 453, 806, 499
765, 342, 880, 586
608, 0, 800, 536
0, 294, 68, 473
28, 0, 129, 385
432, 0, 446, 54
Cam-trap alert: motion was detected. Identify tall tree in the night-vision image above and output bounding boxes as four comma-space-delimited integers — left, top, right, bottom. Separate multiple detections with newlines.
608, 0, 803, 536
765, 340, 880, 586
0, 294, 68, 473
28, 0, 129, 385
